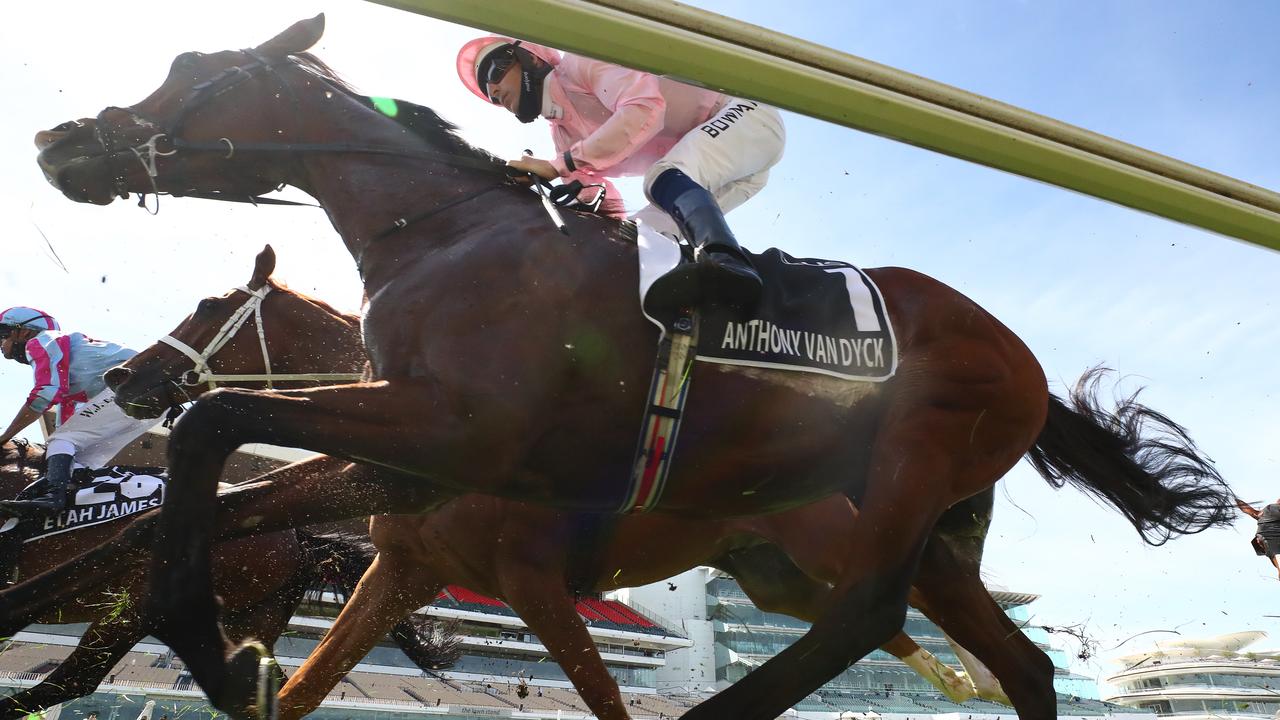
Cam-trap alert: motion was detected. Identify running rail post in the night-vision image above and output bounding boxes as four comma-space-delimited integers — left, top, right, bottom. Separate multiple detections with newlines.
368, 0, 1280, 251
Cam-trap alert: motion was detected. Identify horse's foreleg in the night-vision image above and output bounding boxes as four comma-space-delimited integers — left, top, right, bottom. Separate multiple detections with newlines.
944, 635, 1011, 705
278, 552, 439, 720
884, 632, 978, 703
498, 569, 631, 720
910, 535, 1055, 717
221, 554, 309, 651
0, 612, 144, 720
146, 394, 243, 714
151, 380, 536, 713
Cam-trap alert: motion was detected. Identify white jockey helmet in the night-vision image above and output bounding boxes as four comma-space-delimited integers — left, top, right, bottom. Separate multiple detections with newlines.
0, 306, 59, 335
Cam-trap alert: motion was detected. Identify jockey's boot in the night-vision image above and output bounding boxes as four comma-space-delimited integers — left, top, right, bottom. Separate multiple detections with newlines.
0, 453, 72, 517
647, 170, 762, 311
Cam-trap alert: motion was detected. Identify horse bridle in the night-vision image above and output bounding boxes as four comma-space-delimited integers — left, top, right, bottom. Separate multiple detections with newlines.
92, 50, 279, 190
158, 285, 363, 392
92, 49, 510, 220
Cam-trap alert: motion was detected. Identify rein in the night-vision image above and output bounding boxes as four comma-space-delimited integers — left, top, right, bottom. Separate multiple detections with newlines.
158, 285, 363, 392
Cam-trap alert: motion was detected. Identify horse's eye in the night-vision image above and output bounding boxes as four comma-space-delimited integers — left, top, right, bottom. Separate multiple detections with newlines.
196, 298, 218, 315
171, 52, 202, 75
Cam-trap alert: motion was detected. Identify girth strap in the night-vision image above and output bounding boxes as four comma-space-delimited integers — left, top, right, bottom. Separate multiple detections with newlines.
620, 310, 699, 513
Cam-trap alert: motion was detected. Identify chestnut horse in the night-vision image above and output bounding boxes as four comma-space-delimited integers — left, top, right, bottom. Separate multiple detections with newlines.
28, 15, 1234, 720
112, 247, 1018, 717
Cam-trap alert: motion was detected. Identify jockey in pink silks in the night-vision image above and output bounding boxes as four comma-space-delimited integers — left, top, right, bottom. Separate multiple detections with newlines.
456, 36, 786, 312
0, 306, 157, 516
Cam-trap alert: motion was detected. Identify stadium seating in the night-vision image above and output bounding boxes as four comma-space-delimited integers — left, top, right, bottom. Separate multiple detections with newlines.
11, 639, 1141, 720
624, 691, 691, 718
0, 642, 72, 672
444, 586, 518, 617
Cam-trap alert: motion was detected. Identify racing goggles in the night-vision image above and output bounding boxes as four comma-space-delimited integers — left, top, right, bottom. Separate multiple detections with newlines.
478, 44, 521, 103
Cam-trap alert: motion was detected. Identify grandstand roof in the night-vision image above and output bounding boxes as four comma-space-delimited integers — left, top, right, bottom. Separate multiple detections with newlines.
1114, 631, 1272, 665
990, 589, 1040, 607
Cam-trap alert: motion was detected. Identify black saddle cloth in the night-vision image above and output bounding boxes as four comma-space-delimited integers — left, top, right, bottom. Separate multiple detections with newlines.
694, 248, 897, 381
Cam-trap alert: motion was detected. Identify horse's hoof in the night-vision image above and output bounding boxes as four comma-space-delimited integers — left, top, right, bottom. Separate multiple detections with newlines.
222, 641, 280, 720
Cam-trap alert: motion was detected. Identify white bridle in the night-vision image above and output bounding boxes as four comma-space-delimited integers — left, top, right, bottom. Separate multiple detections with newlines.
157, 285, 363, 390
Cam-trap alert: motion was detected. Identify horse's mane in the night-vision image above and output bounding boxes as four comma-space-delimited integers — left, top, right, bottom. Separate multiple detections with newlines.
287, 53, 633, 235
266, 278, 361, 331
291, 52, 504, 170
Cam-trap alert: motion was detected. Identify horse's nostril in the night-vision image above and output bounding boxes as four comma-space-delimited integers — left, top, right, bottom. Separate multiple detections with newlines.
105, 366, 133, 391
34, 130, 63, 151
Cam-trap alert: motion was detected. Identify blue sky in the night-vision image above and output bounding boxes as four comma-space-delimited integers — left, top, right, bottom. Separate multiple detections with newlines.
1, 0, 1277, 691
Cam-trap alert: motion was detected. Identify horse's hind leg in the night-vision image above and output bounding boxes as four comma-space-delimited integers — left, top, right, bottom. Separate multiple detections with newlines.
682, 449, 952, 718
910, 534, 1057, 719
0, 613, 144, 720
717, 544, 974, 703
277, 552, 440, 720
682, 386, 1039, 720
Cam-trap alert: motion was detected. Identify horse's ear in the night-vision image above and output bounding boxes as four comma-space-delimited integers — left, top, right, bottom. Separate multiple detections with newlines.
250, 245, 276, 289
254, 14, 325, 58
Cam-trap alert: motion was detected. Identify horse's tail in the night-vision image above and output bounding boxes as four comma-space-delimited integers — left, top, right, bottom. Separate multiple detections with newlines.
1025, 367, 1236, 546
296, 530, 461, 670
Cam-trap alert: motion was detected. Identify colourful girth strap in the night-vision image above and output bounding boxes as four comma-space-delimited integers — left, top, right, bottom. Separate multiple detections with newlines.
621, 310, 698, 513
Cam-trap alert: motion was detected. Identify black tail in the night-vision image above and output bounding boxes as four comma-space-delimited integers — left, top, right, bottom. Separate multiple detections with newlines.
297, 531, 461, 669
1026, 367, 1236, 546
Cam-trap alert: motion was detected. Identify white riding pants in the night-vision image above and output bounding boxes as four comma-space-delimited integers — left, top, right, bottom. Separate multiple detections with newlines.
634, 98, 786, 237
46, 389, 160, 468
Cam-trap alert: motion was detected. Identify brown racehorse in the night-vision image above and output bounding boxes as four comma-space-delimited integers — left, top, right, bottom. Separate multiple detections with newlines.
0, 441, 451, 720
27, 15, 1235, 720
114, 247, 1021, 717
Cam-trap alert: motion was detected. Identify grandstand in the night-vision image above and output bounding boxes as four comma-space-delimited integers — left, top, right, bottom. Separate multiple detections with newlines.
0, 570, 1150, 720
0, 637, 705, 719
0, 577, 696, 720
1105, 631, 1280, 718
610, 567, 1151, 718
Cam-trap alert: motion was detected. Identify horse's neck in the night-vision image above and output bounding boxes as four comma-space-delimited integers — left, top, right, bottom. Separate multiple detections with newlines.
301, 150, 502, 273
272, 295, 366, 373
314, 312, 366, 372
273, 91, 510, 279
277, 92, 611, 299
